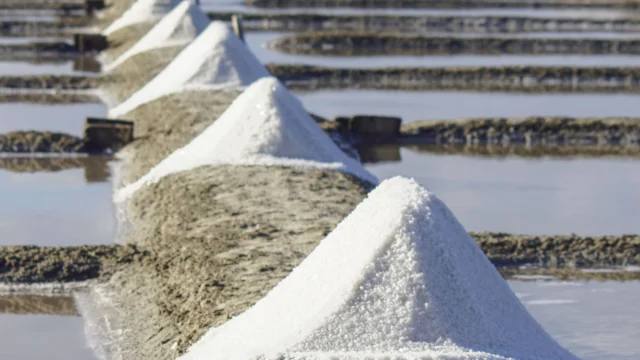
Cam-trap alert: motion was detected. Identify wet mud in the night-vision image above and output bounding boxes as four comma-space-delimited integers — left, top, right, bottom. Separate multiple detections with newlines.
0, 75, 97, 90
271, 33, 640, 56
0, 245, 147, 284
0, 131, 86, 153
398, 117, 640, 145
246, 0, 640, 9
209, 12, 640, 33
268, 64, 640, 92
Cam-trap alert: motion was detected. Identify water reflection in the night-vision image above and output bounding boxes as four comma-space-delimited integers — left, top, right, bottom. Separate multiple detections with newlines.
0, 294, 78, 316
510, 280, 640, 360
0, 294, 96, 360
0, 159, 115, 246
297, 90, 640, 124
0, 156, 112, 182
365, 147, 640, 235
0, 103, 106, 137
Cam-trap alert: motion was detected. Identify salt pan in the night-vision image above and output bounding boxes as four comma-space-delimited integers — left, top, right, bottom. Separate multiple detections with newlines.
115, 77, 376, 201
104, 0, 210, 72
103, 0, 181, 36
108, 21, 269, 118
178, 177, 580, 360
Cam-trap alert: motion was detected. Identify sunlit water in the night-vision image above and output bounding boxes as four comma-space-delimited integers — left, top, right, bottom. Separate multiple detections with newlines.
366, 148, 640, 235
509, 280, 640, 360
296, 90, 640, 123
0, 163, 115, 246
0, 295, 96, 360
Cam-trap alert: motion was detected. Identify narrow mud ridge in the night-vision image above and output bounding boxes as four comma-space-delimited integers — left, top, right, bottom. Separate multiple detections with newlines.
499, 268, 640, 281
208, 12, 640, 33
0, 93, 101, 104
247, 0, 640, 9
473, 232, 640, 268
0, 294, 78, 316
272, 33, 640, 56
268, 64, 640, 92
0, 245, 149, 284
395, 143, 640, 158
0, 2, 85, 11
0, 75, 97, 90
396, 117, 640, 146
0, 131, 87, 153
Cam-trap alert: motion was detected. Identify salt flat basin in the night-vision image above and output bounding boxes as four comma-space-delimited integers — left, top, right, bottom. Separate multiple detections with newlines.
0, 103, 106, 137
247, 32, 640, 68
296, 90, 640, 123
0, 295, 96, 360
509, 280, 640, 360
366, 149, 640, 236
0, 60, 95, 76
0, 160, 115, 246
202, 1, 640, 19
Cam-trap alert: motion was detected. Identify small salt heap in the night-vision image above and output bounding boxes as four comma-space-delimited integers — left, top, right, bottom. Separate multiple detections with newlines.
103, 0, 181, 36
104, 0, 210, 72
115, 77, 377, 201
178, 177, 580, 360
108, 22, 269, 118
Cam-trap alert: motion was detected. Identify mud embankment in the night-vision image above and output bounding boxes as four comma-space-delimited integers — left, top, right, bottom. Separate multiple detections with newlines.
398, 117, 640, 145
246, 0, 640, 9
0, 92, 101, 104
0, 131, 87, 153
268, 64, 640, 92
398, 143, 640, 158
209, 12, 640, 33
0, 75, 97, 90
0, 245, 147, 284
0, 1, 85, 12
271, 33, 640, 56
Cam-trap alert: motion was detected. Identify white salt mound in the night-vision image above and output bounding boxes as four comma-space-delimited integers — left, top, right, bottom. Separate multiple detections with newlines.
108, 21, 269, 118
103, 0, 181, 36
178, 177, 580, 360
104, 0, 210, 71
115, 77, 377, 201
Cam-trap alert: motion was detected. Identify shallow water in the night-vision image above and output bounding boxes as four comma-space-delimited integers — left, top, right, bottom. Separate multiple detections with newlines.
203, 1, 640, 18
365, 148, 640, 235
0, 103, 106, 136
296, 90, 640, 123
0, 160, 115, 246
0, 60, 96, 76
0, 295, 96, 360
509, 280, 640, 360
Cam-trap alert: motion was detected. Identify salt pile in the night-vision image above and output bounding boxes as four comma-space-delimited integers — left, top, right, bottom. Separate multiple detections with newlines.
178, 177, 580, 360
115, 77, 377, 201
108, 22, 269, 118
103, 0, 181, 36
104, 0, 210, 72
